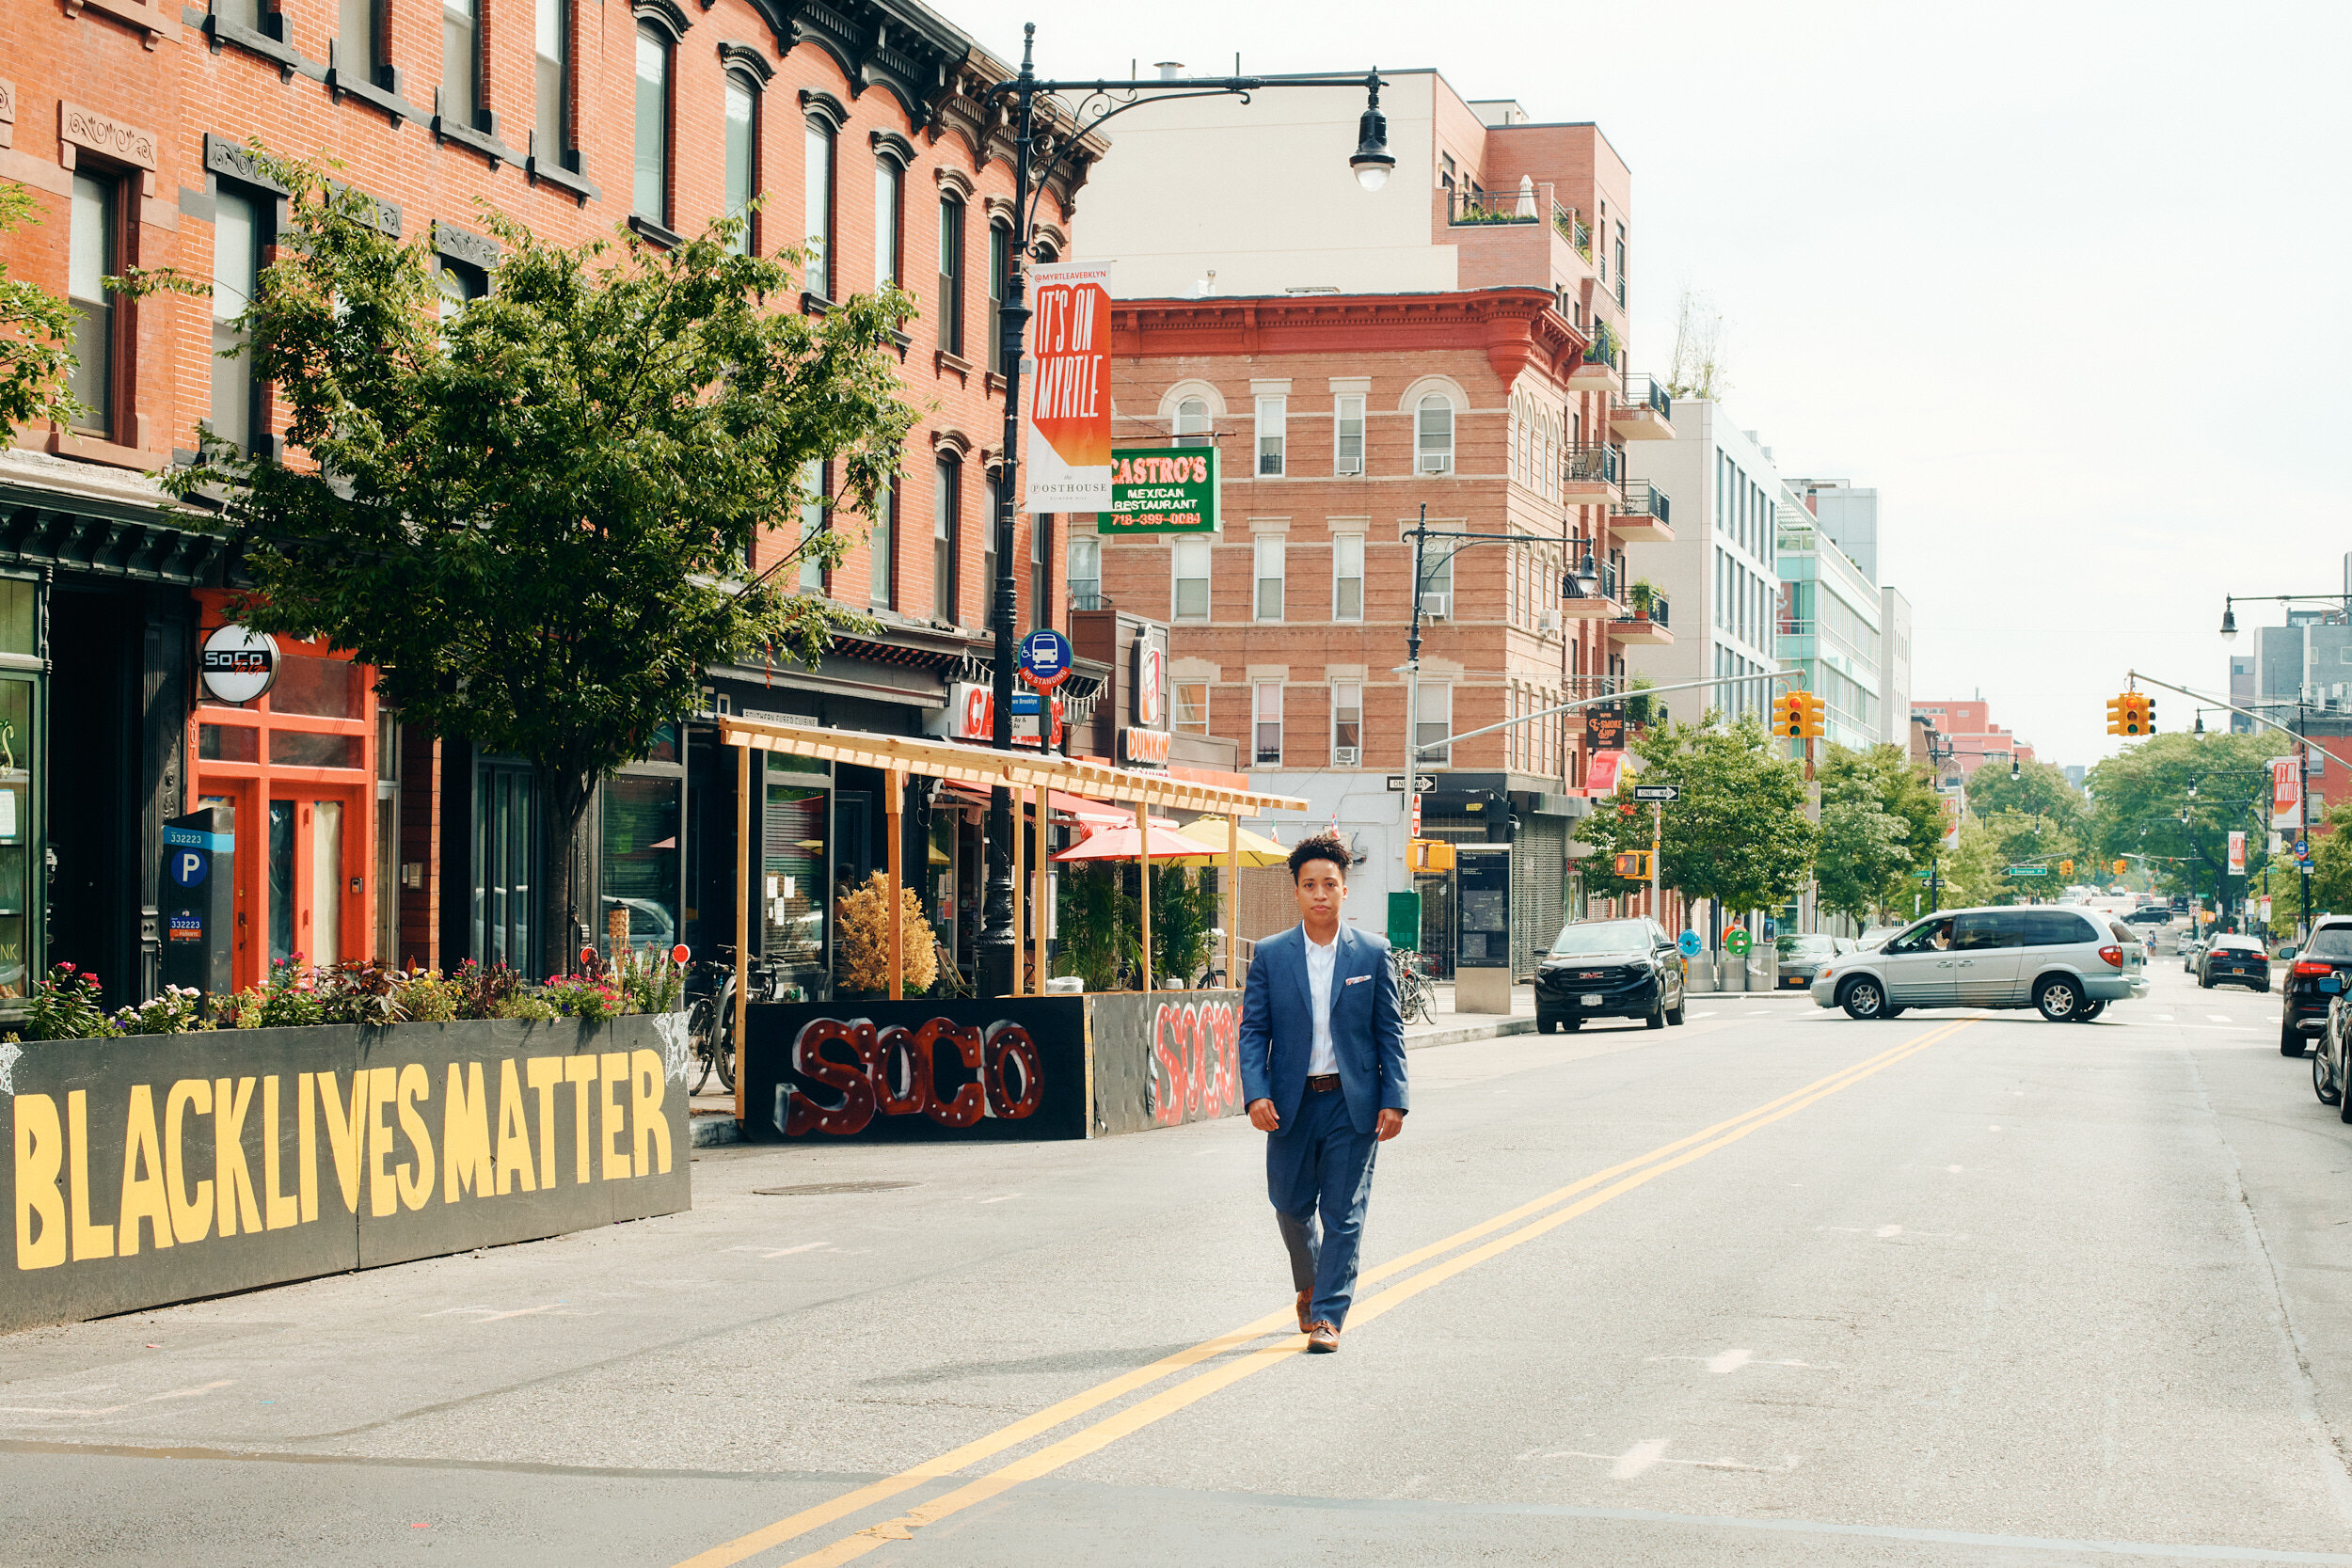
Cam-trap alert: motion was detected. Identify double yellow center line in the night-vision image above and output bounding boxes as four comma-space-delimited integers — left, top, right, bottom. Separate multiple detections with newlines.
675, 1020, 1971, 1568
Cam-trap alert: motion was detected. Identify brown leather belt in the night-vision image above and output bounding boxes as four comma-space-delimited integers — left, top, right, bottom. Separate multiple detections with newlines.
1306, 1073, 1341, 1093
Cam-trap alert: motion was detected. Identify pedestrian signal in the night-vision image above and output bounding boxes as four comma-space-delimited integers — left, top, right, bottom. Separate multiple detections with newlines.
1613, 850, 1654, 879
1409, 838, 1456, 874
2106, 695, 2128, 736
1774, 691, 1808, 738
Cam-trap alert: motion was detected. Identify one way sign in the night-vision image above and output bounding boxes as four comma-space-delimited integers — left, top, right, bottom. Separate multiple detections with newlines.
1632, 784, 1680, 801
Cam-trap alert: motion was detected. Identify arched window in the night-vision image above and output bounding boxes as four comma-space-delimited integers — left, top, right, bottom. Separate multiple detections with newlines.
873, 154, 901, 289
1173, 397, 1210, 447
803, 112, 834, 298
723, 71, 758, 254
1416, 393, 1454, 476
631, 22, 669, 222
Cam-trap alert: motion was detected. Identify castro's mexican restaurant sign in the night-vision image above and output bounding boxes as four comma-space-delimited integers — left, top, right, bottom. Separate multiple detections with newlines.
1022, 261, 1112, 511
1100, 447, 1218, 536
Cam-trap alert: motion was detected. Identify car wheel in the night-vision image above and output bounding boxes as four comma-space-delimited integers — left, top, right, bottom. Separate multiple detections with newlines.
2282, 1021, 2307, 1057
1665, 997, 1686, 1026
1562, 1018, 1582, 1031
2314, 1045, 2342, 1106
1839, 976, 1887, 1021
1535, 1014, 1558, 1036
2199, 976, 2213, 989
1882, 1005, 1907, 1019
1645, 996, 1666, 1030
2075, 1000, 2107, 1023
2034, 976, 2083, 1022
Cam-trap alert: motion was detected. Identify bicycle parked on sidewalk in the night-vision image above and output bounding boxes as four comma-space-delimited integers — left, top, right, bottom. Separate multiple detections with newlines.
683, 946, 790, 1094
1390, 947, 1438, 1026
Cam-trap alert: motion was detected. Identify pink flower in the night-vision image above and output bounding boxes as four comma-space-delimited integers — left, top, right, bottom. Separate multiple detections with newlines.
292, 951, 307, 964
59, 962, 75, 974
86, 975, 103, 990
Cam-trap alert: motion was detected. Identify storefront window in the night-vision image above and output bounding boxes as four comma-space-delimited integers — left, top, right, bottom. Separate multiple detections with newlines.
268, 731, 364, 768
475, 762, 536, 971
601, 773, 680, 958
270, 654, 364, 718
0, 580, 35, 657
198, 723, 260, 762
0, 678, 32, 995
764, 775, 827, 996
268, 800, 295, 965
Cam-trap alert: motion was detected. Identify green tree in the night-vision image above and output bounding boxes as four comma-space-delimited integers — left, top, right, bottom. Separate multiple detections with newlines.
1960, 758, 2089, 837
0, 182, 81, 429
1937, 819, 2010, 909
178, 160, 915, 974
1575, 711, 1817, 918
2084, 732, 2279, 905
1815, 743, 1947, 923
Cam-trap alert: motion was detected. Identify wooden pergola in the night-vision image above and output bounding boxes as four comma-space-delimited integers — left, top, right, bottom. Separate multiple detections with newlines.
715, 716, 1307, 1119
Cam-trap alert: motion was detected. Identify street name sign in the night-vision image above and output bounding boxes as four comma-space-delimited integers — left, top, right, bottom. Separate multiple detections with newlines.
2008, 866, 2051, 876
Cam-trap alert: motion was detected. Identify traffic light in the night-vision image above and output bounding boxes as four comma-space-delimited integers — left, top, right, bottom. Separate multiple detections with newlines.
1409, 838, 1456, 874
2139, 694, 2157, 733
2114, 693, 2155, 736
1613, 850, 1655, 879
1773, 691, 1806, 738
2059, 859, 2074, 876
2112, 859, 2127, 875
1800, 691, 1827, 739
2106, 695, 2128, 736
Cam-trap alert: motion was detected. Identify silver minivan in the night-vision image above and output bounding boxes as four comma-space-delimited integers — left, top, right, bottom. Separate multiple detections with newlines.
1808, 905, 2149, 1022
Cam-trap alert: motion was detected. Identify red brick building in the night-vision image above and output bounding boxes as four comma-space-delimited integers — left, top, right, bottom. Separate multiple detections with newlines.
0, 0, 1101, 1005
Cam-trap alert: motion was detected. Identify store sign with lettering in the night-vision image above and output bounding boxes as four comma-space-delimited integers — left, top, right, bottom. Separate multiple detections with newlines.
741, 1000, 1089, 1142
1122, 727, 1172, 766
1099, 446, 1219, 536
1023, 261, 1113, 510
199, 625, 278, 704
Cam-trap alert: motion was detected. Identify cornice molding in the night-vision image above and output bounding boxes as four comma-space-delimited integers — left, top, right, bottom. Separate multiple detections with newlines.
718, 40, 775, 85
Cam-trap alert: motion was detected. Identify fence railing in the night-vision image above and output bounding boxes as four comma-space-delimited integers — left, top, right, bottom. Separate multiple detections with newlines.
1071, 585, 1105, 611
1552, 201, 1592, 257
1565, 442, 1623, 487
1623, 374, 1672, 419
1448, 187, 1538, 226
1581, 318, 1622, 366
1615, 481, 1671, 528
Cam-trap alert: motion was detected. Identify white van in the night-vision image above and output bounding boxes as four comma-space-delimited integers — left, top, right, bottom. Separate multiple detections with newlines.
1809, 905, 2149, 1022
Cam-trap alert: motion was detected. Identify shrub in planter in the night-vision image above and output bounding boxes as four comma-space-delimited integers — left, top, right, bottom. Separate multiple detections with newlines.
23, 964, 118, 1040
833, 871, 940, 996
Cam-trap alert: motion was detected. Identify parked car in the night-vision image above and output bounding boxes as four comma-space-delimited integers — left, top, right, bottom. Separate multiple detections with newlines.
1858, 925, 1904, 949
1807, 905, 2149, 1022
1776, 933, 1840, 990
2181, 936, 2209, 974
2197, 934, 2270, 993
1534, 918, 1688, 1033
2282, 918, 2352, 1058
2124, 906, 2172, 927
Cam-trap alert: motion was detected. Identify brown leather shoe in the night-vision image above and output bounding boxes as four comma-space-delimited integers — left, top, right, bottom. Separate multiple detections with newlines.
1307, 1321, 1340, 1354
1295, 1291, 1312, 1334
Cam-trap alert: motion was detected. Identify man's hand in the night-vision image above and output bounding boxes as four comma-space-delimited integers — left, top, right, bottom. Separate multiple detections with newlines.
1376, 1108, 1405, 1142
1248, 1099, 1280, 1132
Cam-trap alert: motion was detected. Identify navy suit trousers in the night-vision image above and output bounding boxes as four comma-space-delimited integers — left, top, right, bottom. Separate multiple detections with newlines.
1267, 1085, 1380, 1329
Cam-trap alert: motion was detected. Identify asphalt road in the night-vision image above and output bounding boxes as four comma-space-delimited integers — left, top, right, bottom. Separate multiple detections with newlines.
7, 957, 2352, 1566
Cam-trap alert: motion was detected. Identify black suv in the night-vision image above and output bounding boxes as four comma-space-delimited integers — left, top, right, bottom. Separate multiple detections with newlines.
2280, 919, 2352, 1056
1535, 917, 1688, 1033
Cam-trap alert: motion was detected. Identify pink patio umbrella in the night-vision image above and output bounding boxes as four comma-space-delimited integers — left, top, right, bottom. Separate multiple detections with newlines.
1050, 817, 1223, 863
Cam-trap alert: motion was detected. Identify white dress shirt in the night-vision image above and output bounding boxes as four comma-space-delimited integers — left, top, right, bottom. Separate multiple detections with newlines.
1305, 930, 1340, 1076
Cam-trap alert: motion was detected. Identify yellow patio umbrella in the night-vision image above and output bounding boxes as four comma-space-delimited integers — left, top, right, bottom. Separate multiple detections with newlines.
1163, 816, 1291, 868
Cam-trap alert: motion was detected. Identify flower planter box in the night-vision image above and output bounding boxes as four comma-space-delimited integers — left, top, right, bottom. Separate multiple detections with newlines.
2, 1013, 691, 1334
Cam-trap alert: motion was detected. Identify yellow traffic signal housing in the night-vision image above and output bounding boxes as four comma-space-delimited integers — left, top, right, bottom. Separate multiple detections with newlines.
2112, 859, 2127, 876
2139, 694, 2157, 733
1775, 691, 1808, 738
1800, 691, 1828, 739
2059, 859, 2074, 876
2117, 693, 2155, 736
1409, 838, 1456, 874
2106, 695, 2128, 736
1612, 850, 1654, 879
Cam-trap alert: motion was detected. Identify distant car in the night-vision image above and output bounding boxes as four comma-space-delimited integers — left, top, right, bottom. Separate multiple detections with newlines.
2125, 906, 2171, 927
2284, 919, 2352, 1059
1859, 925, 1904, 947
2181, 936, 2209, 974
1807, 905, 2148, 1022
2197, 934, 2270, 993
601, 895, 677, 951
1534, 917, 1688, 1033
1776, 933, 1840, 990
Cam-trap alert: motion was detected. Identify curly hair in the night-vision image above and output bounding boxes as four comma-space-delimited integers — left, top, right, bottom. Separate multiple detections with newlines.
1287, 831, 1354, 881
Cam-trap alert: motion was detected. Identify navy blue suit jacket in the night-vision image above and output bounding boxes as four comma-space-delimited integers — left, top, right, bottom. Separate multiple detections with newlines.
1239, 923, 1409, 1136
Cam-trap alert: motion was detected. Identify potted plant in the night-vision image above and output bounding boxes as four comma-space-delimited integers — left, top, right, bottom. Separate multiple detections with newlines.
1628, 578, 1658, 620
832, 871, 941, 999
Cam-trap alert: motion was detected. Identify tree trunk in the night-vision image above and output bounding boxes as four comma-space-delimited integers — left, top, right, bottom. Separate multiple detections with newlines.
540, 766, 596, 982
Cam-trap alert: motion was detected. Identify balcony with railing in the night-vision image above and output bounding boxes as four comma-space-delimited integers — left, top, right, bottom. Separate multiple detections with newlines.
1611, 480, 1674, 543
1610, 374, 1675, 441
1611, 584, 1673, 644
1553, 202, 1592, 259
1569, 315, 1622, 388
1439, 181, 1598, 302
1560, 556, 1621, 621
1562, 441, 1623, 508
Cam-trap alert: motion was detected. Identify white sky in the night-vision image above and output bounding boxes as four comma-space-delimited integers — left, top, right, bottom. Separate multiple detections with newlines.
948, 0, 2351, 768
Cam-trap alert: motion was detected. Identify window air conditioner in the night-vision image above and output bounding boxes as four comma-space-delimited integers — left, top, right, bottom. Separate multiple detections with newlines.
1423, 594, 1451, 620
1334, 746, 1360, 766
1536, 610, 1557, 634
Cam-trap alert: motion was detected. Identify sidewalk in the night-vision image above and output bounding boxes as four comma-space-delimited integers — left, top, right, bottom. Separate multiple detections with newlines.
687, 982, 1539, 1144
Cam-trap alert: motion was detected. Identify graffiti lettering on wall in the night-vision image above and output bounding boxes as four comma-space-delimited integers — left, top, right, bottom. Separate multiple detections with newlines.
11, 1053, 675, 1270
779, 1017, 1043, 1137
1149, 998, 1241, 1126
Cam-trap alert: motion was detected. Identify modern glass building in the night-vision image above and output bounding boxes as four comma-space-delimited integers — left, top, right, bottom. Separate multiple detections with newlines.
1775, 493, 1883, 754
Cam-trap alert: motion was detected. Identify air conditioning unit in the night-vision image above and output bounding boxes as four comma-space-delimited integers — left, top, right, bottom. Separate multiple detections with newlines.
1536, 610, 1557, 634
1334, 746, 1360, 766
1422, 594, 1451, 621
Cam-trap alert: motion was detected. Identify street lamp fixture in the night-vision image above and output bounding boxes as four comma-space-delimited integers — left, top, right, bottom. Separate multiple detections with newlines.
1349, 84, 1394, 191
2219, 603, 2237, 641
2010, 757, 2021, 782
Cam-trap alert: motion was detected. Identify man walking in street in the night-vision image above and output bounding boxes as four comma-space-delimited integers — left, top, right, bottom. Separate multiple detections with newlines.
1240, 832, 1408, 1354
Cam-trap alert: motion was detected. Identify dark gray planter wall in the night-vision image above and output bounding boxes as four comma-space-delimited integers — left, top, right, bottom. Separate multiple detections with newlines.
2, 1013, 691, 1334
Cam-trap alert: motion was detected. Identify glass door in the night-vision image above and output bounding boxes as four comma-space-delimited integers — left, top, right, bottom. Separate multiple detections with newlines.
0, 673, 35, 999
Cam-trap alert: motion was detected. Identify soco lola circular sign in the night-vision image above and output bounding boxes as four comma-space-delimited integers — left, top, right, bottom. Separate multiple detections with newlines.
200, 624, 280, 704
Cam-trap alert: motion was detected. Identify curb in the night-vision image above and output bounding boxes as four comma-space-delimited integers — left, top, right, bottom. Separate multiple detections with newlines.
691, 1113, 744, 1148
1404, 1017, 1535, 1050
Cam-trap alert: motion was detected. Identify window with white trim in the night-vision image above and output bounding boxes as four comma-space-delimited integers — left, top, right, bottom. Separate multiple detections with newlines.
1174, 397, 1211, 447
1067, 532, 1100, 610
1331, 681, 1362, 765
1416, 683, 1452, 765
1253, 682, 1283, 766
1173, 536, 1211, 620
1416, 393, 1454, 475
1253, 535, 1284, 622
798, 460, 827, 592
1174, 682, 1208, 736
1418, 549, 1453, 616
1255, 395, 1286, 476
1332, 533, 1363, 622
1334, 393, 1364, 475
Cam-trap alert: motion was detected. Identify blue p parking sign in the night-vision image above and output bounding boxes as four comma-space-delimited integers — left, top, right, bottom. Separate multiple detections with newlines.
171, 848, 208, 888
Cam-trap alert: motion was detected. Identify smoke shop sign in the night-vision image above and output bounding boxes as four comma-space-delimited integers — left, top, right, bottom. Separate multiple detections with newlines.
1099, 447, 1219, 536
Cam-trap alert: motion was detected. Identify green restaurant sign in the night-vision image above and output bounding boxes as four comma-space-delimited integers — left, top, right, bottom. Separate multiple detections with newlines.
1100, 446, 1219, 535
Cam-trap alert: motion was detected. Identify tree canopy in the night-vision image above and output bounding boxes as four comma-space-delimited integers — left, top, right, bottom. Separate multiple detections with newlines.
177, 158, 917, 972
2083, 732, 2283, 900
1815, 743, 1946, 924
1575, 711, 1816, 917
0, 182, 80, 430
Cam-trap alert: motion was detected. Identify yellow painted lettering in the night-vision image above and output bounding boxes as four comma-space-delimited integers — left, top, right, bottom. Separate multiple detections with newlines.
163, 1078, 215, 1244
525, 1055, 564, 1189
214, 1076, 262, 1238
441, 1062, 493, 1203
366, 1066, 399, 1217
394, 1063, 434, 1212
262, 1076, 297, 1230
68, 1091, 114, 1259
629, 1050, 671, 1177
13, 1093, 66, 1270
563, 1055, 598, 1185
317, 1069, 368, 1216
495, 1058, 536, 1195
117, 1085, 172, 1256
598, 1053, 631, 1181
